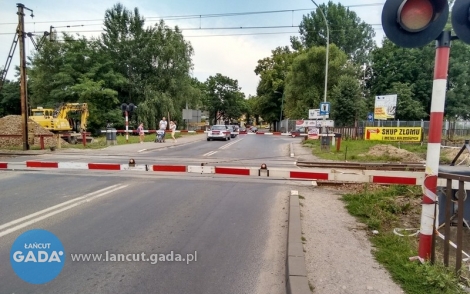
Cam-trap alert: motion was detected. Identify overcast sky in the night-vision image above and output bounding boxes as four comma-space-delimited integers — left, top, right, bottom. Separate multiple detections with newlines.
0, 0, 385, 97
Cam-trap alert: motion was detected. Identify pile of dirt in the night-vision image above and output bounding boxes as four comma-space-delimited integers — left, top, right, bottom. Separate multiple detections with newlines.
0, 115, 67, 148
365, 144, 425, 163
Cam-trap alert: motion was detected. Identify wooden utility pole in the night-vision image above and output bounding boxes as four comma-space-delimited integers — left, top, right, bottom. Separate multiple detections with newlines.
16, 3, 34, 150
17, 3, 29, 150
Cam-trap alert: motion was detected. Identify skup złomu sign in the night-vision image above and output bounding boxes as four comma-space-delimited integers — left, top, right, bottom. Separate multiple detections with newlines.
365, 127, 422, 142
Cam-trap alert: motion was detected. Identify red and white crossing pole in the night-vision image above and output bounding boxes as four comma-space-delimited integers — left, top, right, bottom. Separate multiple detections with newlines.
125, 110, 129, 143
419, 31, 451, 260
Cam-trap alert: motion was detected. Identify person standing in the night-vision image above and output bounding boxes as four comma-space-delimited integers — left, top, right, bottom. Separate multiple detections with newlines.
137, 123, 145, 143
170, 121, 177, 143
158, 116, 167, 143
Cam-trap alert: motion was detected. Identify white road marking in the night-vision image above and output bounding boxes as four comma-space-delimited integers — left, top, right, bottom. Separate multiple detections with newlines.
203, 151, 218, 157
219, 138, 243, 150
0, 184, 128, 238
137, 149, 147, 153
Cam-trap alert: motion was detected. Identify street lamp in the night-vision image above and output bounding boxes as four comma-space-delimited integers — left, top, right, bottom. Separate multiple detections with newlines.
311, 0, 329, 134
274, 90, 284, 132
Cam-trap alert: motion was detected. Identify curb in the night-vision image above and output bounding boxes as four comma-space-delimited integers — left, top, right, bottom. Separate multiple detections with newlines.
286, 190, 311, 294
290, 142, 294, 158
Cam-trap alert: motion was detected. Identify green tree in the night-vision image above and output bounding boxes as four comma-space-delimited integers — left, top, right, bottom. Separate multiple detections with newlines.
284, 44, 348, 119
28, 3, 197, 132
203, 73, 245, 125
0, 80, 21, 116
100, 4, 195, 127
445, 41, 470, 119
330, 75, 365, 126
254, 46, 300, 128
29, 34, 124, 132
293, 1, 376, 64
388, 82, 427, 120
368, 37, 470, 119
368, 39, 434, 117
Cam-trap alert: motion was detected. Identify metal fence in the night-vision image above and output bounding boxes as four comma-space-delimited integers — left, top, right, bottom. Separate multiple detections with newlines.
278, 119, 470, 140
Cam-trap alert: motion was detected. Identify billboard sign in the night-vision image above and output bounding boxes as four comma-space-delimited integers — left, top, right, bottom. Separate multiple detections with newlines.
308, 109, 326, 119
364, 127, 422, 142
374, 95, 397, 120
296, 120, 334, 128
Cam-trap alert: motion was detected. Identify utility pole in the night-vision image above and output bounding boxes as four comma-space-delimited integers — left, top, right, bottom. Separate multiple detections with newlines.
17, 3, 34, 151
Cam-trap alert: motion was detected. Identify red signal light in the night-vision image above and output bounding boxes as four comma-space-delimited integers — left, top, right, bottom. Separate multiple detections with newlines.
382, 0, 449, 48
398, 0, 434, 32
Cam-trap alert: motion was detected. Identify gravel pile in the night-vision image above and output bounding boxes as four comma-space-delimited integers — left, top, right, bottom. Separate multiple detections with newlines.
0, 115, 67, 148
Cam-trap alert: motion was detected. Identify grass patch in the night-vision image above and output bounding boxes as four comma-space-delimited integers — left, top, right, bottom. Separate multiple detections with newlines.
302, 139, 426, 162
299, 195, 305, 200
62, 132, 185, 149
342, 184, 465, 294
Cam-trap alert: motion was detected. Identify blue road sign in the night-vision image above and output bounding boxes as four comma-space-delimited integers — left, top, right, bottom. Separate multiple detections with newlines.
319, 102, 330, 115
367, 112, 374, 122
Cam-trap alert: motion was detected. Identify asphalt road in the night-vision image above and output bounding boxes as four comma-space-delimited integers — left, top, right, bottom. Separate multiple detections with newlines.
1, 134, 298, 168
0, 171, 290, 294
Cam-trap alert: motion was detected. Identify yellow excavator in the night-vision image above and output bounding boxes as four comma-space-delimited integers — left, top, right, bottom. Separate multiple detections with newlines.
30, 103, 90, 144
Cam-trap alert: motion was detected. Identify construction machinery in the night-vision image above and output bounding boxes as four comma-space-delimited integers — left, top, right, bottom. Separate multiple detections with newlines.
30, 103, 91, 144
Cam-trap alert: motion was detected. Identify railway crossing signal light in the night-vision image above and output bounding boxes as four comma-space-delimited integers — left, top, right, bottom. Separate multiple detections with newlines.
382, 0, 470, 48
452, 0, 470, 44
382, 0, 449, 48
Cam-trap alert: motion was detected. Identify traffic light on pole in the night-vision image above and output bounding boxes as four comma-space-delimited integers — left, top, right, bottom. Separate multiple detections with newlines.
382, 0, 449, 48
452, 0, 470, 44
121, 103, 128, 117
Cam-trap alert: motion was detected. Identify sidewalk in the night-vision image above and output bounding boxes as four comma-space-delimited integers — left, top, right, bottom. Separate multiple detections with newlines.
105, 133, 206, 153
297, 186, 404, 294
53, 133, 207, 156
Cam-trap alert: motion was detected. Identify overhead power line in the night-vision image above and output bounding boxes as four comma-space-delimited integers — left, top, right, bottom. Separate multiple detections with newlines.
0, 3, 385, 26
0, 24, 384, 36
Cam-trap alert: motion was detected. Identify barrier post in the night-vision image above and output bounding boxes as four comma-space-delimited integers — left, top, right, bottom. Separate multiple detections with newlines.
82, 132, 86, 147
39, 135, 44, 150
125, 111, 129, 143
336, 133, 341, 152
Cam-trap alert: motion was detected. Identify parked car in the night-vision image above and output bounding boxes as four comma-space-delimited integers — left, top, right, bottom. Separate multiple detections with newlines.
207, 125, 231, 141
250, 126, 258, 133
228, 125, 239, 138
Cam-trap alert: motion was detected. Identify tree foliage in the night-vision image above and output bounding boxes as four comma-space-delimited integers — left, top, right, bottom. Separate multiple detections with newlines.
203, 73, 246, 125
368, 38, 470, 120
254, 46, 300, 126
330, 75, 365, 126
284, 44, 348, 119
25, 3, 198, 133
0, 80, 21, 117
293, 1, 376, 65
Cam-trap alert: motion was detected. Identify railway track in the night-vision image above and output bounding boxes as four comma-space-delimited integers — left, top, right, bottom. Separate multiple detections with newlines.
296, 161, 425, 171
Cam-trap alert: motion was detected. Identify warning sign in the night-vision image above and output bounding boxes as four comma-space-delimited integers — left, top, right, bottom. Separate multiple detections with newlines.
365, 127, 422, 142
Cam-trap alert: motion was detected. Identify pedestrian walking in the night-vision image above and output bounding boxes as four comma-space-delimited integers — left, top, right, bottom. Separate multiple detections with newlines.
137, 123, 145, 143
170, 121, 177, 143
158, 116, 167, 143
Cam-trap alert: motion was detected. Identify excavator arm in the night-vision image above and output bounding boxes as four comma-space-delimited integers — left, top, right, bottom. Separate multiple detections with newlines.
0, 28, 19, 93
55, 103, 89, 132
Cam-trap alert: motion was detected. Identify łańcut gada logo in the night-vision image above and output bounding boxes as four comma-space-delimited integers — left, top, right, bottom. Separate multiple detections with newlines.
10, 229, 65, 284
